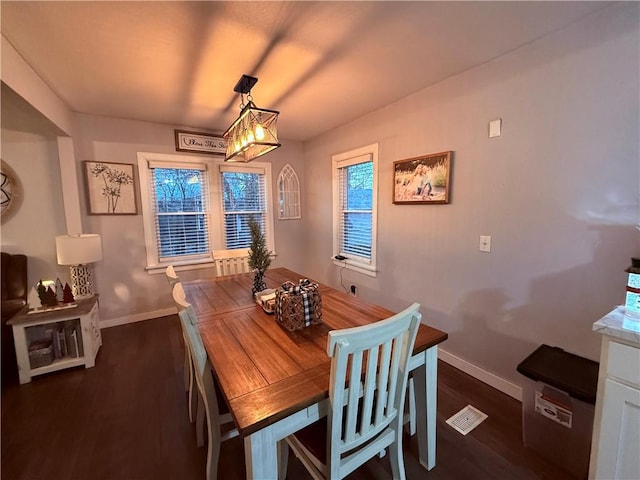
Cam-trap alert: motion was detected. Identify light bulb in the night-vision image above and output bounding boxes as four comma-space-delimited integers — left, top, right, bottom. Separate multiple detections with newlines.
247, 130, 255, 144
255, 123, 265, 140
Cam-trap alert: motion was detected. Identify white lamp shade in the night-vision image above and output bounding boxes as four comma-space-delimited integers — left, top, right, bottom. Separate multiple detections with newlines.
56, 234, 103, 265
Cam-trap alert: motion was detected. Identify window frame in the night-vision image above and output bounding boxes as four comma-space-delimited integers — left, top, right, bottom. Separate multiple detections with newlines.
332, 143, 378, 277
137, 152, 275, 273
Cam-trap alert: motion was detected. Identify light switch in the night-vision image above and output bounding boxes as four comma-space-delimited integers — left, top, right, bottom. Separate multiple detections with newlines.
479, 235, 491, 253
489, 119, 502, 138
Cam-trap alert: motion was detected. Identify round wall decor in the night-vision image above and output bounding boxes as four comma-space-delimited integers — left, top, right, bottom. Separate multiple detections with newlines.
1, 160, 22, 223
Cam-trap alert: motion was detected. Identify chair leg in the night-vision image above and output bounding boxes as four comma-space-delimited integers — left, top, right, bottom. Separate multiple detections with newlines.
184, 337, 196, 423
184, 348, 190, 392
405, 375, 416, 436
388, 435, 407, 480
188, 371, 198, 424
206, 420, 222, 480
196, 392, 206, 447
277, 440, 289, 480
202, 372, 222, 480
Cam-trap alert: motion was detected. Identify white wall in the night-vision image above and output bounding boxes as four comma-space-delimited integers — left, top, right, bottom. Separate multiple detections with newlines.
1, 128, 69, 286
72, 113, 305, 323
302, 4, 640, 389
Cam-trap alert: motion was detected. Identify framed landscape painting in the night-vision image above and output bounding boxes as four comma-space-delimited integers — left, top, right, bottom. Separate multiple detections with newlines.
84, 161, 137, 215
393, 151, 452, 204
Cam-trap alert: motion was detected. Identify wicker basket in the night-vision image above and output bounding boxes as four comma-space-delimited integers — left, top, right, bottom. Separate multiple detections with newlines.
28, 340, 54, 369
275, 280, 323, 331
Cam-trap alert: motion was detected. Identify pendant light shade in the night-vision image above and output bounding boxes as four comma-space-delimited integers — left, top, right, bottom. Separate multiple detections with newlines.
223, 75, 281, 162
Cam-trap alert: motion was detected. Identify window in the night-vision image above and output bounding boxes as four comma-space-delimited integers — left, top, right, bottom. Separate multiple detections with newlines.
220, 165, 267, 249
332, 144, 378, 277
151, 164, 209, 261
277, 164, 301, 219
137, 152, 274, 272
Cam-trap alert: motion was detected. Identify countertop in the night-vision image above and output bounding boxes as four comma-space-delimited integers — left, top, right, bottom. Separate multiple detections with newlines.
593, 306, 640, 346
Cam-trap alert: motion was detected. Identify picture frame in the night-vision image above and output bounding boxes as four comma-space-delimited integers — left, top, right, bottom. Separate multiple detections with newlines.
392, 151, 452, 204
83, 161, 137, 215
174, 129, 227, 155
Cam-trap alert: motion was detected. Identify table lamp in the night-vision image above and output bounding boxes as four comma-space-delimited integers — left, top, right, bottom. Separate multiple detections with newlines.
56, 234, 103, 300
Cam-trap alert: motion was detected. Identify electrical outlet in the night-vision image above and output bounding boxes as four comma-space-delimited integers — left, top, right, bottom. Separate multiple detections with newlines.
479, 235, 492, 253
489, 119, 502, 138
350, 285, 357, 296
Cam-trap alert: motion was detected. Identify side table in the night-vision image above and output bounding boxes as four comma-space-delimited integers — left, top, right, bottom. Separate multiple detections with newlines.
7, 295, 102, 384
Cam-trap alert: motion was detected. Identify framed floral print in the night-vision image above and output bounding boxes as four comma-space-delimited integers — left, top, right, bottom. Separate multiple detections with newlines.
84, 161, 137, 215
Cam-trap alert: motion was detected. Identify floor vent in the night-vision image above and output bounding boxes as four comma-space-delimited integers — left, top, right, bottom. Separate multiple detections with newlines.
446, 405, 488, 435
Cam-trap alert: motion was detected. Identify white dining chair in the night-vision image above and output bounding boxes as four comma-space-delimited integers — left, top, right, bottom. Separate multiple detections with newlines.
173, 284, 239, 480
281, 303, 421, 480
165, 265, 197, 423
212, 249, 250, 276
172, 281, 208, 445
165, 264, 180, 286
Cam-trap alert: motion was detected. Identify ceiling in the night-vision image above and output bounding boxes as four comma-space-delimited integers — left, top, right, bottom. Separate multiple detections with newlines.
1, 1, 611, 141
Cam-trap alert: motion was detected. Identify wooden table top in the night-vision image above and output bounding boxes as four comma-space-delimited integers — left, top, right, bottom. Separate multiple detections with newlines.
183, 268, 448, 437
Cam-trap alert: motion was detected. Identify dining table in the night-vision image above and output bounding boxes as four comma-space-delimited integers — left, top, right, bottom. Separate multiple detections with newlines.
183, 267, 448, 479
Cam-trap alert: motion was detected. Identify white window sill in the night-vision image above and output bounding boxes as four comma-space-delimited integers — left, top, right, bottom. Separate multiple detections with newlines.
331, 258, 377, 277
146, 258, 216, 275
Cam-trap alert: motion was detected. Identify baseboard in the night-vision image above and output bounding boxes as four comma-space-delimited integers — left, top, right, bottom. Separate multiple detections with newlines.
438, 348, 522, 401
100, 307, 177, 329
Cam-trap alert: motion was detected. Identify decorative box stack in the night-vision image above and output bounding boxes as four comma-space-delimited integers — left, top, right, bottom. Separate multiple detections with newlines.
625, 257, 640, 320
275, 279, 323, 331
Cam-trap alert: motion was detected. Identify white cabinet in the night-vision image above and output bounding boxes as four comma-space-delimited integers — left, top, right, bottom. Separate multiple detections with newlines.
590, 307, 640, 479
8, 296, 102, 384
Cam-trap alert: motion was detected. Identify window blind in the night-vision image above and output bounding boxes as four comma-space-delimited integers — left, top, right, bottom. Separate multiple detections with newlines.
220, 168, 266, 249
149, 165, 210, 261
338, 159, 373, 261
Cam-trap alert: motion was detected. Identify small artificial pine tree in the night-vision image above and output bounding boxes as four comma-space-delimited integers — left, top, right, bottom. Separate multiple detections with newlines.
37, 280, 47, 306
63, 283, 75, 303
45, 286, 57, 307
248, 217, 271, 294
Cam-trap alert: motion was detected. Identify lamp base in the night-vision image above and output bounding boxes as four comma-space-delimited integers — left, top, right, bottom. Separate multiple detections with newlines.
69, 264, 96, 300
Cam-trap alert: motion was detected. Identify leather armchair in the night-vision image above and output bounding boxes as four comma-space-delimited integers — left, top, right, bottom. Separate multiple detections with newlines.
1, 252, 28, 386
1, 252, 28, 321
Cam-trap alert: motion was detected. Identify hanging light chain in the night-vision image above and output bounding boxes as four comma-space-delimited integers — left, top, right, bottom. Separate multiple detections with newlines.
239, 91, 255, 110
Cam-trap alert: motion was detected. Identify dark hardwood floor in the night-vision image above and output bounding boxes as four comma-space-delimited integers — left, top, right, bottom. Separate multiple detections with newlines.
2, 315, 577, 480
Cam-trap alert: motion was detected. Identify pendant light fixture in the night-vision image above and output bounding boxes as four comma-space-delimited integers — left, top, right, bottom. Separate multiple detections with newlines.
223, 75, 281, 162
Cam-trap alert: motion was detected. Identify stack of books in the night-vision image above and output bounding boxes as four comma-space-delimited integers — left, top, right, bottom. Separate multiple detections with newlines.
51, 321, 84, 359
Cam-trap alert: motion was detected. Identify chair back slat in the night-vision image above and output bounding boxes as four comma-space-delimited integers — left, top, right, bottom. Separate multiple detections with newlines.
374, 341, 393, 424
326, 303, 421, 478
344, 350, 363, 443
386, 332, 404, 412
359, 345, 379, 437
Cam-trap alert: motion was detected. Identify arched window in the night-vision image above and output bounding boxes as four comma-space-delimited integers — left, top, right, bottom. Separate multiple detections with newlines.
277, 164, 301, 219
